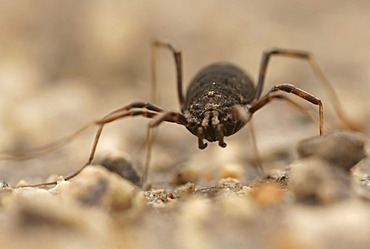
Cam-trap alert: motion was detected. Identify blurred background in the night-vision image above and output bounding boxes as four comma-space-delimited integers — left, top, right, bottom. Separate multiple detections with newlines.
0, 0, 369, 185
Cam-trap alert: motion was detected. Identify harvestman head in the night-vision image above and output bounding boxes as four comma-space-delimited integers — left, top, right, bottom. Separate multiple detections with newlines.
2, 39, 360, 188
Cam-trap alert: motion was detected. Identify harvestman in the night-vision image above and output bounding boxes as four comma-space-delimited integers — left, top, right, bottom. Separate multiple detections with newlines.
2, 39, 359, 187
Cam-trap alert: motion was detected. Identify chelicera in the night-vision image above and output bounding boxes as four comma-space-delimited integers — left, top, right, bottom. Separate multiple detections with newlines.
16, 39, 358, 187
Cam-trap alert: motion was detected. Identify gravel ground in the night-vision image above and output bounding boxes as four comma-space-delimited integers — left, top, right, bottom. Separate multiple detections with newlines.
1, 1, 370, 249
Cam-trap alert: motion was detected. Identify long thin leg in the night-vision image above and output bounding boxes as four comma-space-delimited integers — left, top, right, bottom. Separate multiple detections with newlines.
255, 47, 359, 131
253, 94, 325, 126
141, 111, 188, 187
23, 107, 163, 187
250, 83, 324, 136
246, 120, 264, 175
151, 39, 186, 111
103, 101, 164, 118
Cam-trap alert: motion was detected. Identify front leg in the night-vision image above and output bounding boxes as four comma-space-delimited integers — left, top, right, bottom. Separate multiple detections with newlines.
250, 83, 324, 136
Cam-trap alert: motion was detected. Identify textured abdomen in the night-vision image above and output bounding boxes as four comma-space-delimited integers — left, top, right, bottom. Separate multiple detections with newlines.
185, 62, 255, 108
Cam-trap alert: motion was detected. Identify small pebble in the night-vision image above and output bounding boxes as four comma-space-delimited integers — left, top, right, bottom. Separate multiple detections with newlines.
219, 162, 245, 179
15, 180, 30, 188
145, 188, 172, 207
101, 155, 140, 186
59, 165, 145, 222
297, 131, 367, 171
289, 158, 351, 204
249, 182, 284, 206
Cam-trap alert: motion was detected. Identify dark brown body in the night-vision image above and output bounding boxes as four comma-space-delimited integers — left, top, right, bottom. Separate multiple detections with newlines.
184, 63, 255, 142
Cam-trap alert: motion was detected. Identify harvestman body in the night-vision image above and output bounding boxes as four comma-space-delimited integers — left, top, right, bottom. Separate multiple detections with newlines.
6, 39, 358, 187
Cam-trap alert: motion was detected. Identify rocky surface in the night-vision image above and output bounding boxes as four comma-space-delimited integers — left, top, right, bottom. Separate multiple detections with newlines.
0, 131, 369, 249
